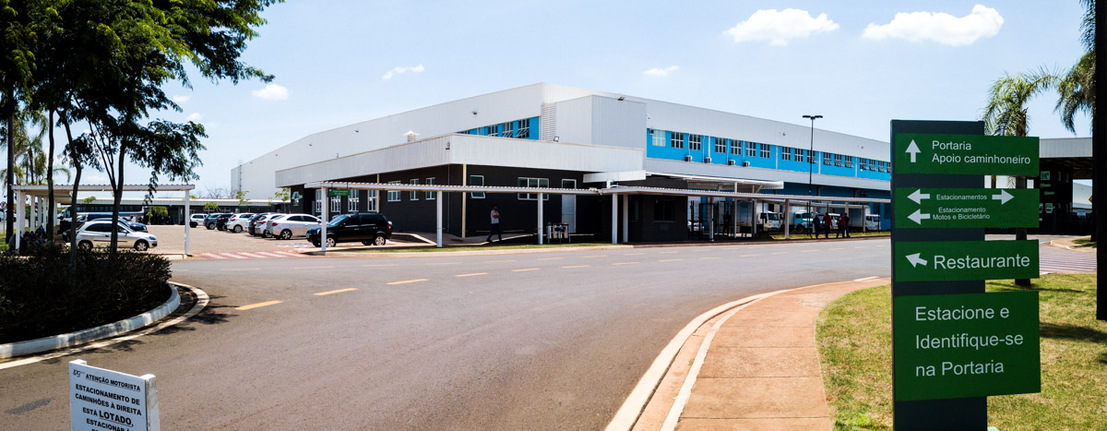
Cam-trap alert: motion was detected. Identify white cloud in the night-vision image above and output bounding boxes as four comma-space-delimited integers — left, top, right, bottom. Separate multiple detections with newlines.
252, 83, 290, 101
172, 95, 191, 104
724, 9, 839, 46
643, 65, 680, 77
382, 64, 425, 80
186, 112, 203, 122
862, 4, 1003, 46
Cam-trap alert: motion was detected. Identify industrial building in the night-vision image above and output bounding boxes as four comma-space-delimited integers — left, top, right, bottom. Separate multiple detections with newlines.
232, 83, 897, 242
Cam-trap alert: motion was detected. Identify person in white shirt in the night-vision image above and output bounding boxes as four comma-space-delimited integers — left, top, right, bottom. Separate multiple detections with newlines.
487, 205, 502, 242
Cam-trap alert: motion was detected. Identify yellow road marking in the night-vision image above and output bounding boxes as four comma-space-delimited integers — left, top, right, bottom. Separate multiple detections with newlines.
612, 262, 639, 265
387, 279, 428, 285
658, 258, 683, 262
427, 262, 460, 266
363, 263, 398, 267
513, 268, 540, 272
623, 252, 645, 256
561, 265, 590, 269
235, 300, 282, 311
739, 254, 762, 257
314, 288, 358, 296
538, 257, 564, 261
770, 252, 787, 255
659, 251, 679, 255
828, 247, 844, 251
295, 265, 334, 270
853, 246, 868, 249
486, 259, 516, 263
699, 257, 721, 260
221, 268, 260, 272
581, 255, 607, 258
456, 272, 487, 277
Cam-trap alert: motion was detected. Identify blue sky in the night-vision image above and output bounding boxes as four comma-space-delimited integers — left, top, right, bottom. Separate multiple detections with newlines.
103, 1, 1092, 195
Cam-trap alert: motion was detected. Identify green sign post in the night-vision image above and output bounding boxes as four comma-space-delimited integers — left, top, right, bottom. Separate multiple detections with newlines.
894, 188, 1039, 228
893, 291, 1041, 401
893, 134, 1039, 175
894, 240, 1039, 282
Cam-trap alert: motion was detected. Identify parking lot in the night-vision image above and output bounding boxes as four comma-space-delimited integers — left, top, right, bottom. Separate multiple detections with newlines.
145, 223, 428, 257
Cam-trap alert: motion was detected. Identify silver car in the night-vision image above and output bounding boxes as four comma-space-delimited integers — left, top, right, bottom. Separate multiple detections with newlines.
224, 213, 255, 233
263, 213, 320, 240
75, 220, 158, 251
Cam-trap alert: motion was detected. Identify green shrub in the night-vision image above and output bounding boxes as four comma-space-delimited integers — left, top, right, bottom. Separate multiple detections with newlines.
0, 245, 172, 343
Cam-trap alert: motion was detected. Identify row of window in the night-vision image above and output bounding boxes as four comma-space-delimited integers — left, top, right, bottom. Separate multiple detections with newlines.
650, 128, 889, 171
458, 118, 532, 139
859, 158, 890, 172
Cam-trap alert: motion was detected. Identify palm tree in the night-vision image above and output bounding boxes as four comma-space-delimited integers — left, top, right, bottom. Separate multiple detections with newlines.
981, 70, 1056, 287
1056, 50, 1095, 134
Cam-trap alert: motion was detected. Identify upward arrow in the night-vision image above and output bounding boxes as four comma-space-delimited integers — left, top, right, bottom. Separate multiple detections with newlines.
906, 253, 928, 268
993, 190, 1014, 204
906, 140, 921, 163
908, 189, 931, 204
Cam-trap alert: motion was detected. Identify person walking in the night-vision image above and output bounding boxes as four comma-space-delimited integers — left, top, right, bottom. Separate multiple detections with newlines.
486, 205, 502, 242
841, 213, 851, 238
822, 213, 832, 239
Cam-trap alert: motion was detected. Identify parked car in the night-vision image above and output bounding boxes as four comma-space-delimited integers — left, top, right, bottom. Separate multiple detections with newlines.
74, 220, 158, 251
263, 213, 321, 240
249, 213, 278, 236
224, 213, 256, 233
214, 213, 236, 231
306, 212, 392, 247
204, 213, 230, 230
189, 213, 206, 228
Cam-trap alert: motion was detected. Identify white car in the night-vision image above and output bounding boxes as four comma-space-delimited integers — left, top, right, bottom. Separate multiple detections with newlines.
75, 220, 158, 251
263, 214, 321, 240
224, 213, 255, 233
189, 213, 206, 228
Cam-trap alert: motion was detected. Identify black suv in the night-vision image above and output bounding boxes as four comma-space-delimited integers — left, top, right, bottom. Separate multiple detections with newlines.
306, 213, 392, 247
204, 213, 230, 230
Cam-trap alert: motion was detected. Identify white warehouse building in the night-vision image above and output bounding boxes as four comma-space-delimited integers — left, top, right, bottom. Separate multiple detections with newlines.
233, 83, 892, 242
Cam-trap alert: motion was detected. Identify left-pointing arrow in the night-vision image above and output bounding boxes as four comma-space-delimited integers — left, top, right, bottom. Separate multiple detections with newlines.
905, 253, 928, 268
908, 209, 931, 225
908, 189, 931, 204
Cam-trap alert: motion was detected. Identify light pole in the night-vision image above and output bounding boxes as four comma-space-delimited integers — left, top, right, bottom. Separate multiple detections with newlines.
803, 114, 822, 235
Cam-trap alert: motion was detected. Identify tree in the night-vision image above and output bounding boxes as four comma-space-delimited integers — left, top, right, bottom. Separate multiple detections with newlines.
0, 0, 42, 245
203, 201, 219, 213
982, 70, 1056, 287
234, 190, 250, 211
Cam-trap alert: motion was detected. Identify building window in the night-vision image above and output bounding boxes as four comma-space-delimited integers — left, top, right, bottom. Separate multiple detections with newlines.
517, 177, 549, 200
425, 178, 436, 200
387, 181, 401, 202
689, 134, 702, 151
651, 129, 666, 147
782, 147, 792, 161
760, 143, 771, 158
653, 199, 675, 222
859, 158, 868, 170
808, 150, 816, 163
314, 189, 322, 215
410, 179, 419, 200
670, 132, 685, 149
517, 118, 531, 138
330, 195, 341, 214
730, 139, 740, 155
348, 190, 359, 212
878, 161, 888, 173
366, 190, 378, 212
715, 137, 726, 154
503, 121, 515, 138
486, 125, 497, 137
470, 175, 485, 199
823, 152, 833, 165
834, 154, 843, 167
745, 141, 756, 157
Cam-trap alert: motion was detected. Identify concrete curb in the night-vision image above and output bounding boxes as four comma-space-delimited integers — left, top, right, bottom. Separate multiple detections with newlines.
0, 283, 181, 359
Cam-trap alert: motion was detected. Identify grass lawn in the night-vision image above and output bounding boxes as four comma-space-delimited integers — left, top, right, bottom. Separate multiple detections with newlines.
1073, 237, 1097, 248
816, 274, 1105, 430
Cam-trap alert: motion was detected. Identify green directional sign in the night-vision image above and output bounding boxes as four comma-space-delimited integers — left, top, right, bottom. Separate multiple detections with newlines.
894, 291, 1040, 401
894, 134, 1039, 176
328, 189, 350, 197
894, 187, 1040, 228
894, 240, 1039, 282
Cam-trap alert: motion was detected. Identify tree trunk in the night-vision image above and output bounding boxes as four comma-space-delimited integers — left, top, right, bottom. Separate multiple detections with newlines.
46, 110, 55, 242
5, 95, 14, 247
62, 116, 80, 291
109, 146, 125, 259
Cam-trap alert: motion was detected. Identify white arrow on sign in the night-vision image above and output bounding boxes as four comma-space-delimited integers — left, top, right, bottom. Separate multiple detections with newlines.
906, 140, 921, 163
908, 209, 931, 225
993, 189, 1013, 204
906, 253, 928, 268
908, 189, 931, 204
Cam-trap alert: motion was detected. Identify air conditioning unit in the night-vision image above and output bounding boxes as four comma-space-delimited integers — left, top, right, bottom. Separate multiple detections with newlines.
684, 154, 693, 162
727, 159, 736, 165
741, 161, 750, 167
703, 156, 712, 163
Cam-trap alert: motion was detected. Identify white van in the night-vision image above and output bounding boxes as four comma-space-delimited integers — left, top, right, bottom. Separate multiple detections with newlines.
759, 211, 783, 231
864, 214, 882, 231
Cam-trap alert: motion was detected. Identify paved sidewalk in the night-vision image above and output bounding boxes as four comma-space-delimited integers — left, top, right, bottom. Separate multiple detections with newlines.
632, 277, 890, 431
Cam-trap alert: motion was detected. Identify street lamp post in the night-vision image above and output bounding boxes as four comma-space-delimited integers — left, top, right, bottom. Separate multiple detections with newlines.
803, 114, 822, 235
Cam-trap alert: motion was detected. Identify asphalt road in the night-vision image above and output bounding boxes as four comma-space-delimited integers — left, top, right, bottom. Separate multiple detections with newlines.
0, 238, 891, 430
